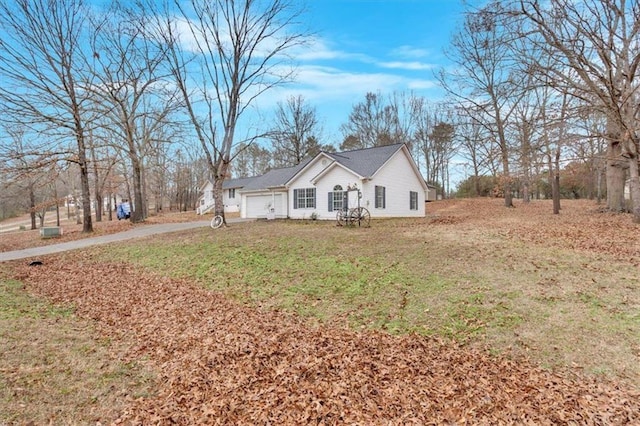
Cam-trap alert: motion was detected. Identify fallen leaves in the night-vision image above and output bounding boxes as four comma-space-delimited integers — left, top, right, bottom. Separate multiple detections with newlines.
13, 253, 640, 424
428, 198, 640, 261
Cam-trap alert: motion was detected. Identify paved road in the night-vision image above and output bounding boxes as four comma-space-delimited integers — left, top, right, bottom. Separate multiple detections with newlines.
0, 219, 249, 262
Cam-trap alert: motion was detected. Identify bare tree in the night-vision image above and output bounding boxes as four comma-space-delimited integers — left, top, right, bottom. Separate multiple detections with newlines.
440, 2, 527, 207
414, 101, 457, 198
1, 128, 53, 229
515, 0, 640, 220
87, 130, 119, 222
269, 95, 322, 166
340, 91, 418, 150
90, 6, 179, 222
150, 0, 308, 225
454, 104, 501, 196
233, 142, 272, 177
0, 0, 97, 231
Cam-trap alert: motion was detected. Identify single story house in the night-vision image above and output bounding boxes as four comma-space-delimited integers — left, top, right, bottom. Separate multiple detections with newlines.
196, 176, 254, 215
198, 143, 432, 220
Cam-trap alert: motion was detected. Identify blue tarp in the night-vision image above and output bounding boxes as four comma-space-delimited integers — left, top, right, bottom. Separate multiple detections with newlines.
117, 202, 131, 220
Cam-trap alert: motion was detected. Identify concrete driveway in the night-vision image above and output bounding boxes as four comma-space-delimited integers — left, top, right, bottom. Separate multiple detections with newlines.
0, 219, 249, 262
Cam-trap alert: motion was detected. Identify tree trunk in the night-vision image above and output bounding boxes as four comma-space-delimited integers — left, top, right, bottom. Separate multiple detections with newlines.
107, 194, 112, 221
29, 186, 36, 230
131, 157, 145, 223
553, 146, 561, 214
74, 119, 93, 232
606, 141, 626, 212
213, 175, 225, 221
213, 158, 231, 225
627, 156, 640, 223
90, 131, 102, 222
54, 185, 60, 227
552, 172, 560, 214
95, 193, 103, 222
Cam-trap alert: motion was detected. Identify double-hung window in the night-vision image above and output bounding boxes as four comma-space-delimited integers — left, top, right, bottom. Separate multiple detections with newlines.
410, 191, 418, 210
328, 185, 344, 212
293, 188, 316, 209
375, 185, 386, 209
228, 188, 236, 199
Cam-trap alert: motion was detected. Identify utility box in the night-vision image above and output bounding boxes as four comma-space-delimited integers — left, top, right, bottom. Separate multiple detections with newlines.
40, 227, 62, 238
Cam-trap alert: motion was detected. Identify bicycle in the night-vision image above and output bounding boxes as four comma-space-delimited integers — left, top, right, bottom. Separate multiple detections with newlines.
210, 214, 224, 229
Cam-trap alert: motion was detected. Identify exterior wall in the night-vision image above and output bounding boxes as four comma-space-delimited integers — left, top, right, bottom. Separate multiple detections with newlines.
360, 150, 425, 218
287, 157, 340, 219
224, 187, 241, 213
287, 150, 425, 220
197, 182, 241, 214
305, 166, 361, 220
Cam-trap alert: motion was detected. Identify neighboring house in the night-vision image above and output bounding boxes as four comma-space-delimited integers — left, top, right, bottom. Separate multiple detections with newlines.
196, 177, 253, 215
198, 143, 430, 220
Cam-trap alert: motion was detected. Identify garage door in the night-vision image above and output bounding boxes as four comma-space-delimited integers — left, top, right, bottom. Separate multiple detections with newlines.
246, 194, 283, 218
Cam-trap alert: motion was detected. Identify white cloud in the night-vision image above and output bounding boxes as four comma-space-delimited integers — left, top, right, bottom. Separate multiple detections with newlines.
391, 45, 432, 59
378, 61, 435, 71
262, 65, 438, 106
292, 36, 372, 63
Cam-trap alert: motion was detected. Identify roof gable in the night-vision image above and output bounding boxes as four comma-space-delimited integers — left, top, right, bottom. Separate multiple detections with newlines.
225, 143, 424, 193
327, 143, 404, 178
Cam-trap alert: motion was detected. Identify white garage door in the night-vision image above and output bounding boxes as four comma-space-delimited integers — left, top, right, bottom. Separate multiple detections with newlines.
246, 194, 283, 218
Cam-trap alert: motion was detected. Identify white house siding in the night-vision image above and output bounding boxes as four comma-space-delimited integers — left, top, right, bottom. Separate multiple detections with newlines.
224, 188, 241, 213
311, 166, 362, 220
197, 181, 242, 214
287, 156, 338, 219
361, 150, 425, 218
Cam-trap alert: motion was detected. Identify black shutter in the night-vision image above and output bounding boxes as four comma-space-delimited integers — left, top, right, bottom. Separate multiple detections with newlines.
293, 189, 298, 209
328, 192, 333, 212
383, 186, 386, 208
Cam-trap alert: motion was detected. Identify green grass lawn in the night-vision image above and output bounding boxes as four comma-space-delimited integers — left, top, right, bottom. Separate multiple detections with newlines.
101, 219, 640, 385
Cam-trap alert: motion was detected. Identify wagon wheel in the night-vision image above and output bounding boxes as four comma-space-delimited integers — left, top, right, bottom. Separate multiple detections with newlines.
336, 209, 346, 226
359, 207, 371, 227
348, 207, 367, 227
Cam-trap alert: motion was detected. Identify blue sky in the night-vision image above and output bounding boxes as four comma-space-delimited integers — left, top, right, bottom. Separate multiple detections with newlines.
262, 0, 468, 144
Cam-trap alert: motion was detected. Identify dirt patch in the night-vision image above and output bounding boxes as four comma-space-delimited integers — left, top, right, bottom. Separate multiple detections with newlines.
9, 253, 640, 424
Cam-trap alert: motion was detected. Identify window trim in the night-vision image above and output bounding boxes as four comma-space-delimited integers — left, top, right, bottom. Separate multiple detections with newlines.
410, 191, 418, 210
293, 187, 316, 209
375, 185, 386, 209
328, 185, 344, 212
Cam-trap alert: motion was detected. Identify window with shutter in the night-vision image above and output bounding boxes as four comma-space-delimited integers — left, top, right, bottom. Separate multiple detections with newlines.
375, 185, 386, 209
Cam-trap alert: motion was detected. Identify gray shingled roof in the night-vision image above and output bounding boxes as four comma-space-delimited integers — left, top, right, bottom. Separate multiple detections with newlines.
222, 177, 255, 190
235, 144, 406, 192
240, 157, 313, 191
327, 143, 404, 177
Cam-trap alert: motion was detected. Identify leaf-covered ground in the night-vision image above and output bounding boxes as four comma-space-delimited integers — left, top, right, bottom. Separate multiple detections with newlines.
3, 199, 640, 423
11, 256, 640, 424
